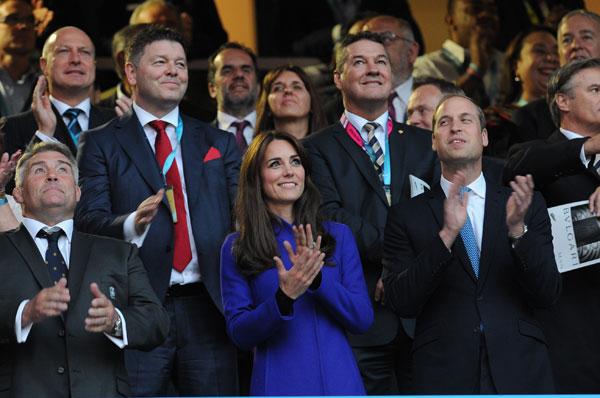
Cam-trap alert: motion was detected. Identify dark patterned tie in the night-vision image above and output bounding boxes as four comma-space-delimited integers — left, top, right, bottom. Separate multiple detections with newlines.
63, 108, 83, 145
231, 120, 250, 152
363, 122, 384, 175
37, 228, 68, 284
388, 92, 398, 122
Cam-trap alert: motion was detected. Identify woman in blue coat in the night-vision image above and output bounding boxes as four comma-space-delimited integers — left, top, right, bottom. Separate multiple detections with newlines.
221, 131, 373, 395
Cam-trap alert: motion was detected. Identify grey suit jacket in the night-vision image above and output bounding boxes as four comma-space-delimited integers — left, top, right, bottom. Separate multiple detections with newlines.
0, 227, 169, 398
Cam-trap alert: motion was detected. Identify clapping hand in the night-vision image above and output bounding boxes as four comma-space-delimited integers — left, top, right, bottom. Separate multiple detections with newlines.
85, 283, 117, 334
439, 172, 468, 249
0, 150, 21, 191
506, 175, 534, 237
31, 75, 56, 136
274, 224, 325, 300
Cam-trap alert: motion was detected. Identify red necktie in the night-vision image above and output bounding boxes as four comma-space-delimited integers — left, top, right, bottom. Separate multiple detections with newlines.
231, 120, 250, 152
149, 120, 192, 272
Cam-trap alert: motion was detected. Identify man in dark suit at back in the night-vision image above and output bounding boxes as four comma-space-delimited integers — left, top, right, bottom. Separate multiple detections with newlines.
512, 9, 600, 145
304, 31, 437, 394
75, 26, 240, 396
505, 57, 600, 392
0, 141, 169, 398
383, 94, 560, 394
1, 26, 115, 159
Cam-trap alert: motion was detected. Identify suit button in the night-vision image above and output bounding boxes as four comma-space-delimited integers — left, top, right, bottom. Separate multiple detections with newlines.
477, 295, 483, 301
58, 329, 65, 337
57, 366, 65, 374
473, 327, 480, 334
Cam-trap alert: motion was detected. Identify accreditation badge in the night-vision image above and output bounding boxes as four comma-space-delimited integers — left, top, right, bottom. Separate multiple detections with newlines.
165, 185, 178, 223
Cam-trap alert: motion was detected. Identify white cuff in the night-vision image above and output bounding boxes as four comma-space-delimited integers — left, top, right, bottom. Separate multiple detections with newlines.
123, 211, 150, 247
35, 130, 59, 143
103, 308, 128, 349
15, 300, 33, 343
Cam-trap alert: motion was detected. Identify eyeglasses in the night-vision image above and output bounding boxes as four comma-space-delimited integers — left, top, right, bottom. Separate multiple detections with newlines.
0, 14, 36, 27
379, 31, 414, 45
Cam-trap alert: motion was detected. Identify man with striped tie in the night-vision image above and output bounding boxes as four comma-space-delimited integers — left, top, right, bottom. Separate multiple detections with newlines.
1, 26, 114, 161
304, 31, 437, 394
383, 94, 560, 394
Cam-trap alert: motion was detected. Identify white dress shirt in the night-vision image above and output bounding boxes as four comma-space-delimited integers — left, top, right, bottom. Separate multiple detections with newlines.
440, 172, 487, 250
391, 76, 413, 123
216, 110, 256, 145
15, 217, 128, 348
123, 102, 201, 286
345, 110, 389, 156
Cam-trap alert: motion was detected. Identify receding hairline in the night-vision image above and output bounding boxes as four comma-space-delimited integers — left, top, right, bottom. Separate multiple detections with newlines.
42, 26, 95, 59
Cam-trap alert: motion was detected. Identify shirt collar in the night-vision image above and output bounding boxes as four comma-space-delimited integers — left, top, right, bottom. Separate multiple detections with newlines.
50, 96, 91, 118
442, 39, 467, 66
394, 76, 413, 104
217, 110, 257, 129
345, 109, 389, 132
560, 127, 586, 140
440, 172, 486, 199
133, 102, 179, 128
22, 217, 74, 242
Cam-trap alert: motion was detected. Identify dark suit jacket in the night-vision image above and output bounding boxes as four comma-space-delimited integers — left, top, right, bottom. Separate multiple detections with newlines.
75, 112, 241, 310
504, 130, 600, 392
1, 103, 115, 156
0, 227, 169, 398
510, 98, 556, 145
382, 178, 560, 394
303, 121, 438, 346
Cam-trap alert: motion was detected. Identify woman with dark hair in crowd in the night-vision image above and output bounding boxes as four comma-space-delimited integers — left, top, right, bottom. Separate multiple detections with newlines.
220, 131, 372, 395
255, 65, 326, 139
485, 26, 558, 157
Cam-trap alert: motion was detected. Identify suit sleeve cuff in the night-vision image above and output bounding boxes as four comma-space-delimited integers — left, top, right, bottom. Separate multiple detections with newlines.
275, 288, 294, 316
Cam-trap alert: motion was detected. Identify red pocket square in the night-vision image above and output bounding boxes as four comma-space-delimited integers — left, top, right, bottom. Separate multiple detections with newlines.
203, 147, 221, 162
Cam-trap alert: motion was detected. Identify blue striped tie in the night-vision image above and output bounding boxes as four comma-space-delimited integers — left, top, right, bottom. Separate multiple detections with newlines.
459, 187, 480, 278
363, 122, 384, 175
64, 108, 82, 145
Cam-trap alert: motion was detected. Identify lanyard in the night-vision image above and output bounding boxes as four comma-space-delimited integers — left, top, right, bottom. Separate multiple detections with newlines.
161, 115, 184, 178
340, 113, 393, 186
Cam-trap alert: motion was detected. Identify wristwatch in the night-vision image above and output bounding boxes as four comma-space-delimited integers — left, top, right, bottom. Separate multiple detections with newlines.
509, 224, 528, 248
110, 313, 123, 337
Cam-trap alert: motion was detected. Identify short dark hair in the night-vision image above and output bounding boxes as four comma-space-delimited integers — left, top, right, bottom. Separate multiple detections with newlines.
547, 58, 600, 126
233, 131, 335, 276
125, 25, 187, 66
334, 31, 386, 73
15, 141, 77, 187
256, 65, 326, 137
432, 94, 486, 133
207, 42, 258, 85
413, 76, 464, 96
112, 23, 150, 79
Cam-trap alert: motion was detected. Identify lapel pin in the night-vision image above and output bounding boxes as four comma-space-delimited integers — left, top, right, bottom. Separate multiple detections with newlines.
397, 129, 404, 134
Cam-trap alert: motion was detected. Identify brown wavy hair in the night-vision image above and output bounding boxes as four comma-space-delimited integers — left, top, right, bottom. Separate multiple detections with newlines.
233, 131, 335, 276
255, 65, 326, 137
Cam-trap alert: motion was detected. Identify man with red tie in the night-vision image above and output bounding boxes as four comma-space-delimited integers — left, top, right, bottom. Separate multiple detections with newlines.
75, 25, 241, 396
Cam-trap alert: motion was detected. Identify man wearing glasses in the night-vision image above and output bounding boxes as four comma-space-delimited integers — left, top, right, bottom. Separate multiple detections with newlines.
0, 0, 37, 117
364, 15, 420, 124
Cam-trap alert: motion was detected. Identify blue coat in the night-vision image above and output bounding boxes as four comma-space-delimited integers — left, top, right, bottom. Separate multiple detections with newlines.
221, 221, 373, 395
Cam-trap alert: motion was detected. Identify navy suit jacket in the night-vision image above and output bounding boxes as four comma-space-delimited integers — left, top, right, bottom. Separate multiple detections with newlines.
382, 178, 560, 393
74, 112, 241, 310
304, 121, 438, 346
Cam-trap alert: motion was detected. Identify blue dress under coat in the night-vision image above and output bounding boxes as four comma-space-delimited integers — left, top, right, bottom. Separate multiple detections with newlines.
220, 221, 373, 395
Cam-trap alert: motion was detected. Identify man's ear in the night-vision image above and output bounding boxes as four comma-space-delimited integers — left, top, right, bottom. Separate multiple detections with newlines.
408, 41, 420, 65
124, 62, 136, 87
333, 71, 342, 90
12, 186, 24, 204
208, 81, 217, 99
555, 93, 570, 113
39, 57, 47, 74
481, 127, 489, 148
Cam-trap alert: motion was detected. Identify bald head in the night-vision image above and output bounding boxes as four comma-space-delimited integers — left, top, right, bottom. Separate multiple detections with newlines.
40, 26, 96, 104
